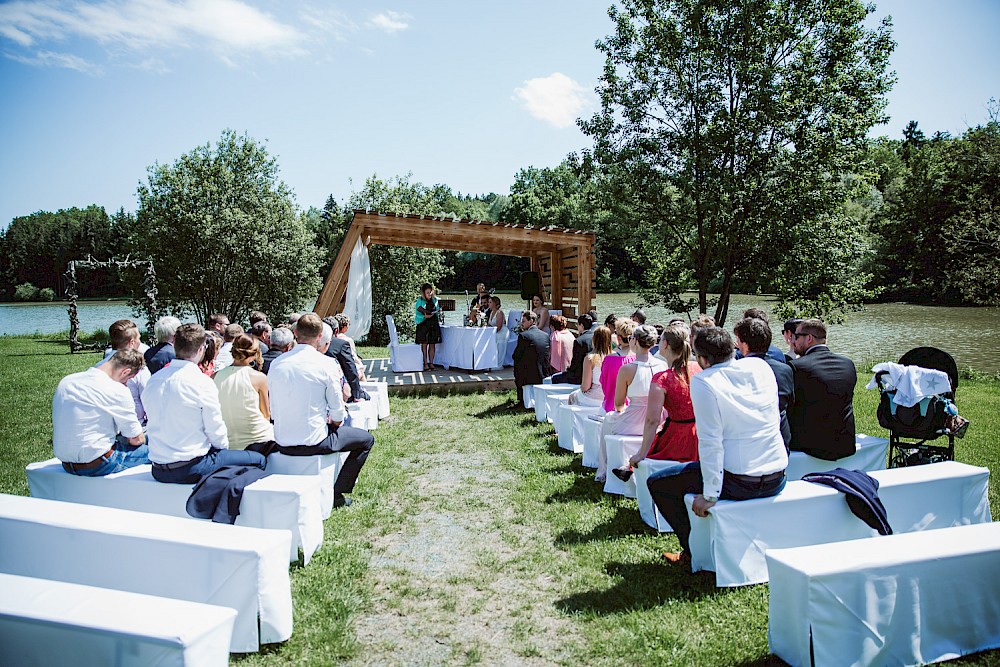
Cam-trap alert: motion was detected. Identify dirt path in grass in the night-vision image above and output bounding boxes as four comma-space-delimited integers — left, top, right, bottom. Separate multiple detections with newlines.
348, 417, 583, 666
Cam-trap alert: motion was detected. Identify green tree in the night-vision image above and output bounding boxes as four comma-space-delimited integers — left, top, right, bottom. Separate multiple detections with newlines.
131, 130, 321, 324
580, 0, 895, 324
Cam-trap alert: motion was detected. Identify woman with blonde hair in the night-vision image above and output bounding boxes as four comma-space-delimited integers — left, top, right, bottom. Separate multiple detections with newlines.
598, 318, 638, 413
214, 333, 274, 451
567, 325, 613, 406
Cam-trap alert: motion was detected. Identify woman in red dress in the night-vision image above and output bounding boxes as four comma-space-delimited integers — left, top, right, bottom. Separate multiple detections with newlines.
629, 323, 702, 466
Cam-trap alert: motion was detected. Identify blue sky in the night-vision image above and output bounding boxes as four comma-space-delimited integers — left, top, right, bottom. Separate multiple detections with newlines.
0, 0, 997, 229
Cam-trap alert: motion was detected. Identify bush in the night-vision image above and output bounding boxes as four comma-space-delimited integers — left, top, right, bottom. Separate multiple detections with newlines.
13, 283, 39, 301
37, 287, 55, 302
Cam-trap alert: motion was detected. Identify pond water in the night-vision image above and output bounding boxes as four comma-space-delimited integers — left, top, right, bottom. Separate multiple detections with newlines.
3, 294, 1000, 374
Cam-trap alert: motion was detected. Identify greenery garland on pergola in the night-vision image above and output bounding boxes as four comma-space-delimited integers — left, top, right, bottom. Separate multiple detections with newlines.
65, 256, 159, 352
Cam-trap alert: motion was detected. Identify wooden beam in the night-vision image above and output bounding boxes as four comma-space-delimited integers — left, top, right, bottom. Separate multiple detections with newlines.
315, 221, 364, 317
550, 250, 562, 311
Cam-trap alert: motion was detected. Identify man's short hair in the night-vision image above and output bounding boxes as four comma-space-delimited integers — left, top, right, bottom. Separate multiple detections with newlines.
320, 323, 333, 346
693, 326, 735, 366
797, 318, 827, 341
322, 315, 339, 332
578, 313, 594, 330
249, 311, 268, 326
631, 309, 647, 324
742, 307, 769, 324
269, 326, 294, 350
522, 310, 538, 324
153, 316, 181, 343
335, 314, 350, 331
296, 313, 323, 341
288, 312, 302, 325
109, 319, 139, 350
207, 313, 229, 329
783, 318, 804, 334
108, 348, 145, 375
174, 323, 207, 360
223, 323, 244, 342
251, 321, 271, 338
733, 317, 772, 354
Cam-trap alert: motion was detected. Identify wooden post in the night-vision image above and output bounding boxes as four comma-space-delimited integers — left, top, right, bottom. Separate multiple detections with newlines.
550, 250, 562, 311
315, 221, 364, 317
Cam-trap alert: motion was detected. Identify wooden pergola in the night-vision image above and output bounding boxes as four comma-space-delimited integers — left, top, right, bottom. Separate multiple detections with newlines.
315, 210, 597, 321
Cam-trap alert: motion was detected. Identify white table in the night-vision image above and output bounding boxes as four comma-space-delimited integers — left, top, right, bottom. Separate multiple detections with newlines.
0, 573, 237, 666
767, 522, 1000, 667
438, 326, 497, 371
685, 461, 992, 587
26, 460, 323, 564
0, 494, 293, 653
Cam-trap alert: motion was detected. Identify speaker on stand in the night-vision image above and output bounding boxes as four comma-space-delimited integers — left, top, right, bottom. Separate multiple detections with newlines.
520, 271, 541, 311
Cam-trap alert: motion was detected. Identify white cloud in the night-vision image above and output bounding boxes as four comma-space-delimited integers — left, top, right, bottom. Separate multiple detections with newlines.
6, 48, 101, 73
0, 0, 305, 62
300, 6, 357, 43
367, 10, 409, 34
513, 72, 593, 129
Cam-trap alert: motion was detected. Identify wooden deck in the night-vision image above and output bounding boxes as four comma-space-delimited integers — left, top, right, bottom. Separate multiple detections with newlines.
362, 358, 514, 395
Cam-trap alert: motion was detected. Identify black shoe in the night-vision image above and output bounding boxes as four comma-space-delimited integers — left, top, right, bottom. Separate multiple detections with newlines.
612, 466, 634, 482
333, 495, 353, 508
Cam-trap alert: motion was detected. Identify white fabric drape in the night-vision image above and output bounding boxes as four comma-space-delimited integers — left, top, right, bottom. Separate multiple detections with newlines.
344, 238, 372, 341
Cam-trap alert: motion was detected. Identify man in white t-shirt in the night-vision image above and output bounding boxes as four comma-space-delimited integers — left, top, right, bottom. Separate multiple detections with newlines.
269, 313, 375, 508
144, 323, 265, 484
52, 349, 150, 476
95, 319, 150, 424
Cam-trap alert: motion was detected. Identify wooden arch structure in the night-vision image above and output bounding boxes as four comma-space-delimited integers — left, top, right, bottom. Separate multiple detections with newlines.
315, 210, 597, 321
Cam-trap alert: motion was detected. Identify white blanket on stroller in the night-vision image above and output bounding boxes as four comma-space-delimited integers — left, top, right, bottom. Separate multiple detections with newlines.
866, 362, 952, 408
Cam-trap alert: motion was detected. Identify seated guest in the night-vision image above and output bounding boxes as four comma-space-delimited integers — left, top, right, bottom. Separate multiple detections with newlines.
335, 314, 366, 381
262, 326, 293, 374
95, 319, 150, 424
628, 324, 702, 468
734, 317, 794, 449
102, 319, 149, 360
214, 334, 273, 452
648, 327, 788, 565
599, 319, 638, 413
268, 313, 375, 508
788, 319, 857, 460
512, 310, 552, 405
733, 308, 786, 363
631, 309, 647, 325
249, 310, 268, 327
688, 315, 715, 362
650, 322, 664, 357
549, 315, 574, 374
551, 311, 598, 385
251, 320, 271, 355
144, 324, 266, 484
53, 349, 150, 476
199, 332, 221, 378
568, 325, 612, 407
144, 316, 181, 374
214, 323, 243, 372
531, 293, 551, 334
323, 316, 370, 402
207, 313, 230, 337
598, 324, 666, 482
782, 318, 803, 361
604, 314, 618, 345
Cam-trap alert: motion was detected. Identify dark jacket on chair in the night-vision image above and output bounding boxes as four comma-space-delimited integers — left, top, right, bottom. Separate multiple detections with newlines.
326, 337, 369, 402
512, 325, 552, 402
789, 345, 857, 460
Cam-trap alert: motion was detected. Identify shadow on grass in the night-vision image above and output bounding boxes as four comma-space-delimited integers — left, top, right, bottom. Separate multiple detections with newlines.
731, 655, 790, 667
545, 468, 609, 505
555, 561, 719, 613
472, 400, 525, 419
554, 504, 653, 544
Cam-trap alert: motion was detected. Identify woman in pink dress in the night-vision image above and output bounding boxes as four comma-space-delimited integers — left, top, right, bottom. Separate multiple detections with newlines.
599, 319, 637, 413
549, 315, 574, 373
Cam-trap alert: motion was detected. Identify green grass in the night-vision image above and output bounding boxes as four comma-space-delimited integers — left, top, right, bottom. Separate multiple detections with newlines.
2, 334, 999, 665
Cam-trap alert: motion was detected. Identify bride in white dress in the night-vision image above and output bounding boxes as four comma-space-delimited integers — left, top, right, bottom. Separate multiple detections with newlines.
490, 295, 509, 371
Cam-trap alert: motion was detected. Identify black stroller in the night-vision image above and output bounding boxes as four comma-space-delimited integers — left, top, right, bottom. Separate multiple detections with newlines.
873, 347, 968, 468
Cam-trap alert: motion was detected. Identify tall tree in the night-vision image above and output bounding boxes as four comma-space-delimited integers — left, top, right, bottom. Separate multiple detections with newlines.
131, 130, 321, 324
581, 0, 894, 324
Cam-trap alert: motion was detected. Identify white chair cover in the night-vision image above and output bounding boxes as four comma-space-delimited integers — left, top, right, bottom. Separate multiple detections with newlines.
344, 238, 372, 340
386, 315, 424, 373
504, 310, 522, 367
602, 435, 641, 497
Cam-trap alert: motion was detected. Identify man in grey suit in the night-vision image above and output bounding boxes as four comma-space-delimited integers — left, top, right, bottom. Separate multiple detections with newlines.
512, 310, 552, 404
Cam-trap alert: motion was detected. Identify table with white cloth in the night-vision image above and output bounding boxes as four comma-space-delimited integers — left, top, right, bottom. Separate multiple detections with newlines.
767, 522, 1000, 667
437, 326, 498, 371
685, 461, 991, 587
0, 572, 237, 666
0, 494, 293, 653
26, 460, 323, 564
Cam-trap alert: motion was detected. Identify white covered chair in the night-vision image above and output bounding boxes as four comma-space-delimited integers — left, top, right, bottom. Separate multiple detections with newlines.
503, 309, 522, 367
386, 315, 424, 373
603, 435, 642, 497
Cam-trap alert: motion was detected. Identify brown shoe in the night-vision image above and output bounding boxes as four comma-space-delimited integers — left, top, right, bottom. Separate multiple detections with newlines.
661, 551, 691, 566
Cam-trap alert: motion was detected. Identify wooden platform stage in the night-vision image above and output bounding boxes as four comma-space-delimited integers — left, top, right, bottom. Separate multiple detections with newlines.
362, 358, 515, 395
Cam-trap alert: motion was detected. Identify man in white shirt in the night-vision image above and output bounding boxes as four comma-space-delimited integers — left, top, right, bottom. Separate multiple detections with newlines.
144, 323, 265, 484
268, 313, 375, 508
95, 319, 150, 425
213, 323, 243, 373
648, 326, 788, 565
52, 349, 150, 476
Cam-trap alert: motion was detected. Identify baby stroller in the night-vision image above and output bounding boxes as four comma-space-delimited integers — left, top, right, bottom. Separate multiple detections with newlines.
873, 347, 968, 468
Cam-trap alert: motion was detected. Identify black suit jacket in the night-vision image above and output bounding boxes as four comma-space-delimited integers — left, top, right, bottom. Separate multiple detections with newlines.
555, 324, 597, 385
788, 345, 857, 460
325, 337, 369, 402
512, 326, 552, 397
749, 352, 795, 449
261, 348, 284, 375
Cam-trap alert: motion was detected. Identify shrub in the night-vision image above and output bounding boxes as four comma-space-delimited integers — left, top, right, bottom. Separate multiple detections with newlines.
37, 287, 55, 302
13, 283, 39, 301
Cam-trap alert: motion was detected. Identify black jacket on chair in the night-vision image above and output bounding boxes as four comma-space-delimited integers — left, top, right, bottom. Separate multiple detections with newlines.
512, 326, 552, 402
325, 337, 370, 402
789, 345, 857, 460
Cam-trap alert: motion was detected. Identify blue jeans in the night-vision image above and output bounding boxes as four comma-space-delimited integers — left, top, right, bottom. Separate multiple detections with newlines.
64, 435, 151, 477
151, 448, 266, 484
647, 461, 786, 554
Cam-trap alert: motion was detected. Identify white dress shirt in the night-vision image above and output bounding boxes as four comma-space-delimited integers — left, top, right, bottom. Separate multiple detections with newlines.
268, 344, 347, 447
690, 357, 788, 499
214, 342, 234, 372
95, 356, 149, 424
52, 368, 143, 463
143, 359, 229, 464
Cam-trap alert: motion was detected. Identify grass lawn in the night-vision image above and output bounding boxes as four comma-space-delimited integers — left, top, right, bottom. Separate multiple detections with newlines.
2, 334, 999, 665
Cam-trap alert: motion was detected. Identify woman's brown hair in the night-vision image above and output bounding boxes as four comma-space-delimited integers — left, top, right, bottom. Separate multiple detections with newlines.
232, 333, 263, 370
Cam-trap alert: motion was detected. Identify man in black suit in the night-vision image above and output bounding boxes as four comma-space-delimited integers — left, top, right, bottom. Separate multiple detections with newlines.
322, 316, 370, 402
512, 310, 552, 404
734, 317, 794, 450
262, 326, 293, 374
550, 311, 597, 385
788, 319, 857, 460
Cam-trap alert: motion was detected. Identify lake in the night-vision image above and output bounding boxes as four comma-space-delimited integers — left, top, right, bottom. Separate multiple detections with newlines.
3, 295, 999, 374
